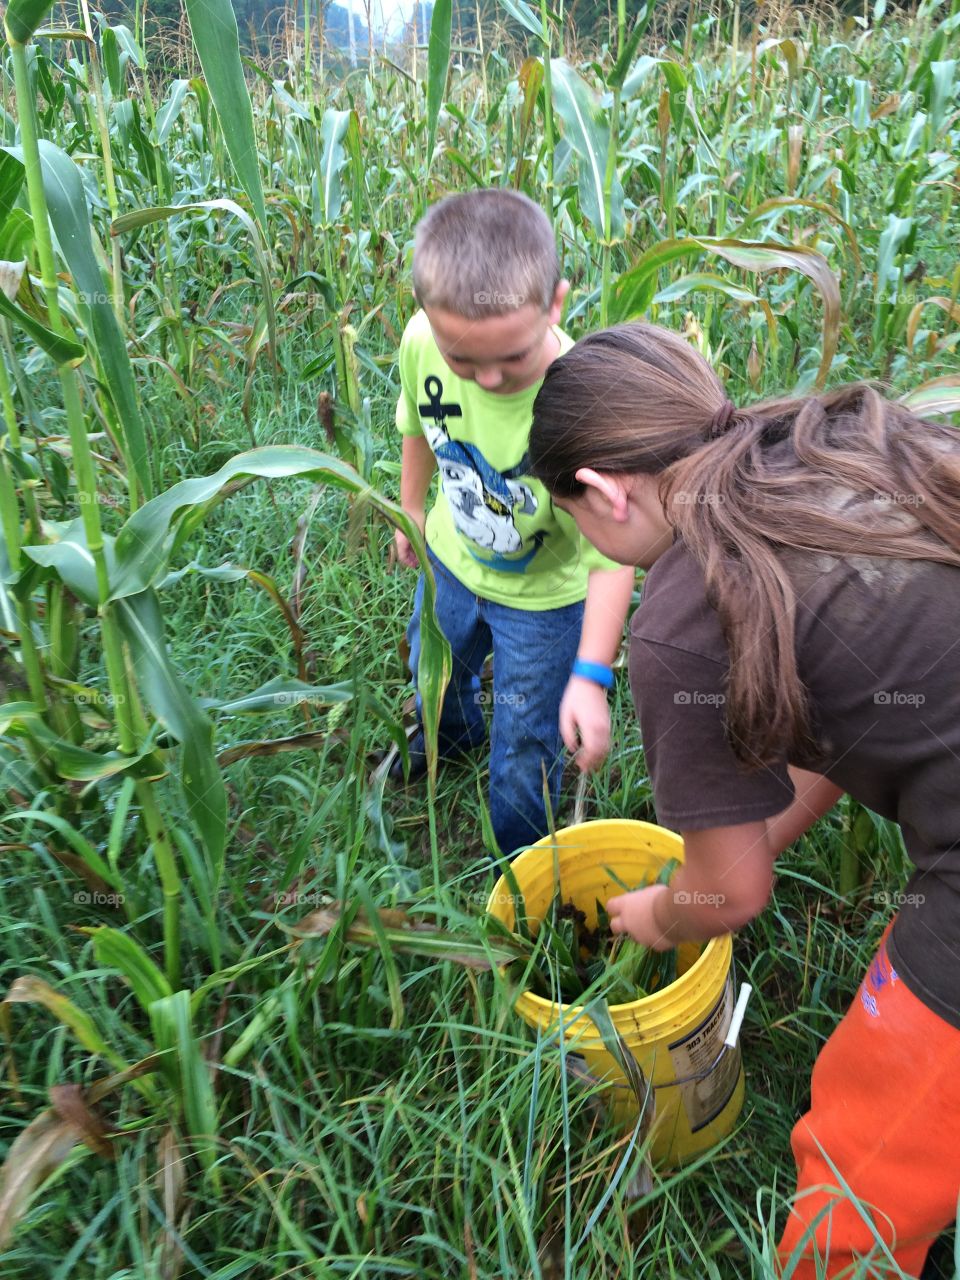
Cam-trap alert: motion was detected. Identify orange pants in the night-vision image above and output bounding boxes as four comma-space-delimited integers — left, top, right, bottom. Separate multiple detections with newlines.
778, 925, 960, 1278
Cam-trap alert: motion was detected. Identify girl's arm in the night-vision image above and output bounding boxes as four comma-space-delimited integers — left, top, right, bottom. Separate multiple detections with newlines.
608, 769, 845, 949
609, 820, 774, 949
765, 766, 844, 854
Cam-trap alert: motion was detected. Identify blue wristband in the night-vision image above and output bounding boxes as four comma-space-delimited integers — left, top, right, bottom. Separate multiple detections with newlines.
571, 658, 615, 689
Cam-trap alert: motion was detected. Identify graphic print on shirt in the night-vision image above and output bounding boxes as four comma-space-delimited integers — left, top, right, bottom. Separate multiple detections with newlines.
419, 375, 542, 571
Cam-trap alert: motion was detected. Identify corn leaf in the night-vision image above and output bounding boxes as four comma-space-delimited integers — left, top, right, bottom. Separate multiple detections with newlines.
21, 517, 114, 607
101, 26, 122, 96
610, 238, 702, 322
106, 448, 447, 812
89, 927, 172, 1012
109, 448, 381, 597
606, 7, 653, 90
551, 58, 624, 239
114, 589, 226, 871
0, 273, 85, 365
497, 0, 542, 39
29, 142, 153, 498
216, 730, 337, 766
694, 238, 840, 387
154, 79, 190, 146
317, 109, 355, 224
181, 0, 268, 230
0, 150, 25, 226
875, 214, 914, 298
905, 296, 960, 353
149, 991, 220, 1186
735, 196, 861, 274
612, 236, 840, 388
4, 976, 129, 1070
292, 902, 530, 970
203, 676, 354, 716
1, 708, 161, 784
899, 375, 960, 419
4, 0, 57, 44
427, 0, 452, 168
652, 271, 758, 307
2, 810, 124, 890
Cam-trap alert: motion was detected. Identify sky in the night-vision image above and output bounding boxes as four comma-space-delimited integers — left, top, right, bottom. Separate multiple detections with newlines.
353, 0, 415, 38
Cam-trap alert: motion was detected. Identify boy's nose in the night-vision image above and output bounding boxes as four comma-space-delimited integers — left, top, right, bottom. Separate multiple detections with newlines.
475, 366, 504, 389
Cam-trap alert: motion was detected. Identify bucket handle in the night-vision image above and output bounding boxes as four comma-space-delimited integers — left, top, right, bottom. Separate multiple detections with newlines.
653, 981, 753, 1091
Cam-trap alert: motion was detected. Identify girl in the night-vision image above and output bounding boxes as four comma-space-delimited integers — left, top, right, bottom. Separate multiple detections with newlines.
527, 322, 960, 1279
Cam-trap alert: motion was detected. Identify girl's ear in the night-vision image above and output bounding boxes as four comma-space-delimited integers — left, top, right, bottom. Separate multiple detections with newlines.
574, 468, 631, 521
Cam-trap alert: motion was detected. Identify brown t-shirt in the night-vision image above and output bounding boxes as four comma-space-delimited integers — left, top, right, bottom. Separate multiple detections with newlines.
629, 539, 960, 1029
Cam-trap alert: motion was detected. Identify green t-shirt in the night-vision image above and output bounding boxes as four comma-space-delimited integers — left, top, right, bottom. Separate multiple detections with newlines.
396, 309, 618, 610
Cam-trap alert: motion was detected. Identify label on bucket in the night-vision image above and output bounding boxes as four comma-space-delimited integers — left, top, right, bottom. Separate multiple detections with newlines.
667, 978, 740, 1134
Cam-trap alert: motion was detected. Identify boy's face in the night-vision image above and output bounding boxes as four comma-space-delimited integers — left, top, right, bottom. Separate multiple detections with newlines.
423, 282, 569, 395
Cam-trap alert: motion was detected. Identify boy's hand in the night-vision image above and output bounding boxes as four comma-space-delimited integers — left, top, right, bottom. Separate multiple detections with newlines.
559, 676, 611, 773
394, 511, 426, 569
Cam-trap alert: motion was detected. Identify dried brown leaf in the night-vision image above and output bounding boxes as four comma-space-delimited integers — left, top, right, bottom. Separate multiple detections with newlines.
0, 1110, 83, 1248
216, 730, 331, 766
49, 1084, 114, 1159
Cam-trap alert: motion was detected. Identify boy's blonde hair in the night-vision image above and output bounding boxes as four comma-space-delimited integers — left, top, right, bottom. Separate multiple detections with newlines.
413, 189, 560, 319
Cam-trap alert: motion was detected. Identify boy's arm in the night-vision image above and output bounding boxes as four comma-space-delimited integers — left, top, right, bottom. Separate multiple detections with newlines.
395, 434, 436, 568
559, 564, 635, 772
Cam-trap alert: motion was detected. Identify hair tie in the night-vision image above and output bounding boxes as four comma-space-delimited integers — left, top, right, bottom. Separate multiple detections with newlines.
706, 398, 736, 439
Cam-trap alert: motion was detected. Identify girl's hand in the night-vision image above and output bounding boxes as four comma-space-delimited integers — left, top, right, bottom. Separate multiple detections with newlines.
559, 676, 611, 772
608, 822, 776, 953
607, 885, 672, 951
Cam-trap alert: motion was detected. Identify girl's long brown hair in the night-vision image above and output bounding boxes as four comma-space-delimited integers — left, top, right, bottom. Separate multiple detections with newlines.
529, 322, 960, 766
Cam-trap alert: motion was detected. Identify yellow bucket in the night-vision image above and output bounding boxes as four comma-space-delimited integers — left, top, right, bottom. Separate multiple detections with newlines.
486, 819, 747, 1167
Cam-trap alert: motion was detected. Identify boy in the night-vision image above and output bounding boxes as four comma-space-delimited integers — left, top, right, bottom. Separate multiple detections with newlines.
390, 189, 634, 857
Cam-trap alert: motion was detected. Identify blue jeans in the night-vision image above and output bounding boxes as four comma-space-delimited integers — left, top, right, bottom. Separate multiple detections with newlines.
407, 550, 584, 857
